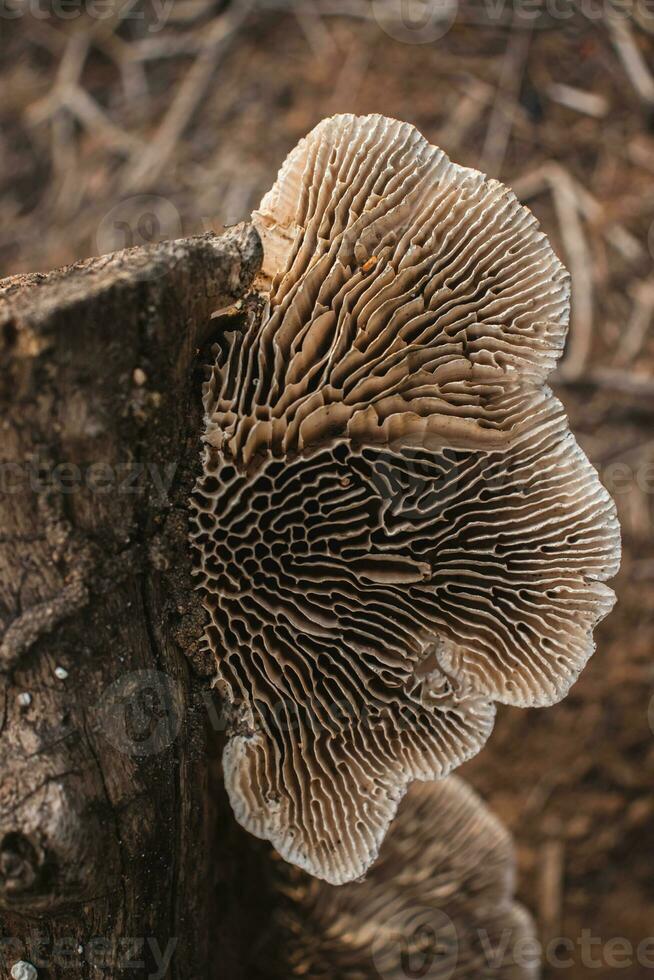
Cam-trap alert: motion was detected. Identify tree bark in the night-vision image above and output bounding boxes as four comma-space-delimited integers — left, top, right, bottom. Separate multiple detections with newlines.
0, 226, 275, 980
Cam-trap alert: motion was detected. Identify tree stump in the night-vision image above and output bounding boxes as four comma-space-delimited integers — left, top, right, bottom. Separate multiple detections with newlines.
0, 226, 275, 980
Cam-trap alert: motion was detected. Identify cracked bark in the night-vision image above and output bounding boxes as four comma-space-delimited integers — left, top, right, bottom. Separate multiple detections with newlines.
0, 226, 275, 979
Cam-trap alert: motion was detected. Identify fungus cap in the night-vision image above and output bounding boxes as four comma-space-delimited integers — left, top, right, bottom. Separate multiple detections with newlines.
277, 776, 540, 979
190, 114, 620, 884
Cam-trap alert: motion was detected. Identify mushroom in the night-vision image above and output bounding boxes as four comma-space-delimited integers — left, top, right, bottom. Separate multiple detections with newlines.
276, 776, 539, 979
190, 114, 620, 884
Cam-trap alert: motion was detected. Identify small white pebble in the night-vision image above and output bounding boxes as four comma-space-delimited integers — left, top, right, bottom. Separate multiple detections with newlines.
54, 666, 69, 681
11, 962, 38, 980
133, 367, 147, 386
17, 692, 32, 707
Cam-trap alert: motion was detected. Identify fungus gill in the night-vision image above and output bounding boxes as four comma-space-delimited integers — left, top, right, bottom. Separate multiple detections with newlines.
190, 114, 620, 884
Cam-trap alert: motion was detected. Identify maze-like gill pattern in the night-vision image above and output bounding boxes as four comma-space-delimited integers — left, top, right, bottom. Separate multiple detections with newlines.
277, 777, 539, 979
190, 115, 620, 884
193, 443, 495, 882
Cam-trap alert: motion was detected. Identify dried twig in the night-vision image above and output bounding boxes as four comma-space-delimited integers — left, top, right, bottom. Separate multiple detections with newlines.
606, 10, 654, 104
616, 279, 654, 366
257, 0, 377, 21
328, 27, 373, 111
131, 31, 208, 60
293, 0, 338, 56
539, 839, 565, 948
26, 31, 90, 125
165, 0, 218, 24
123, 7, 250, 190
549, 169, 594, 380
547, 82, 609, 118
97, 33, 150, 107
439, 78, 493, 152
605, 224, 645, 263
514, 161, 646, 378
516, 163, 644, 262
67, 87, 144, 153
26, 23, 145, 159
479, 15, 532, 176
554, 367, 654, 398
50, 111, 82, 218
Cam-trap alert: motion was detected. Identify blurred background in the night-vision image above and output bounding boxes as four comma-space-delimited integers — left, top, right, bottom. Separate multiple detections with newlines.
2, 1, 653, 977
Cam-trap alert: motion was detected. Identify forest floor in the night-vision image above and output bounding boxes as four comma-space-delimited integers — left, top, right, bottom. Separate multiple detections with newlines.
2, 4, 654, 977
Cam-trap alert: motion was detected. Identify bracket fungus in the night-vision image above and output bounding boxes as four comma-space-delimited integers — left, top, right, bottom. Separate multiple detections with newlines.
190, 115, 620, 884
276, 776, 538, 978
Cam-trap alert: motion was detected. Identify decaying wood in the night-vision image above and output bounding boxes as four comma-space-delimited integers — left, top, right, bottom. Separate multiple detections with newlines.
0, 226, 274, 979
